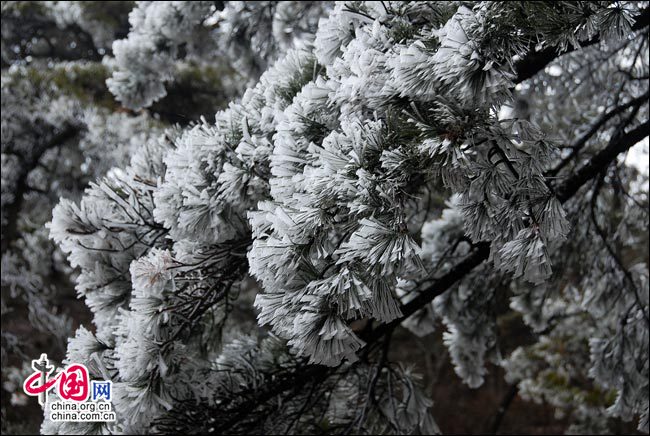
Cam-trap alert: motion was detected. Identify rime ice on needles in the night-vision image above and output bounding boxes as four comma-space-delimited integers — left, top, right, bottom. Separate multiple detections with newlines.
42, 1, 650, 434
107, 1, 330, 110
107, 1, 213, 110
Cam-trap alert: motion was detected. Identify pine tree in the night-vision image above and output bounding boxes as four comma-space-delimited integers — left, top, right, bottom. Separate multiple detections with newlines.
2, 1, 649, 434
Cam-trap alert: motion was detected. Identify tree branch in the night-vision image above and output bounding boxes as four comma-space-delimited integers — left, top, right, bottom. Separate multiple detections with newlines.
555, 120, 649, 202
549, 91, 649, 176
487, 383, 518, 434
514, 7, 650, 84
364, 119, 649, 344
589, 170, 650, 326
1, 124, 80, 254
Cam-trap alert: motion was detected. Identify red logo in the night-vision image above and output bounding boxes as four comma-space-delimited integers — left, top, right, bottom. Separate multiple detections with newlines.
23, 354, 90, 405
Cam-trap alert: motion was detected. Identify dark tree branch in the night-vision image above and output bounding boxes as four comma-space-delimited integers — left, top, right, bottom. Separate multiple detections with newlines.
1, 125, 80, 254
549, 91, 649, 176
211, 362, 332, 433
487, 383, 518, 434
555, 120, 649, 202
362, 241, 491, 344
514, 7, 650, 84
